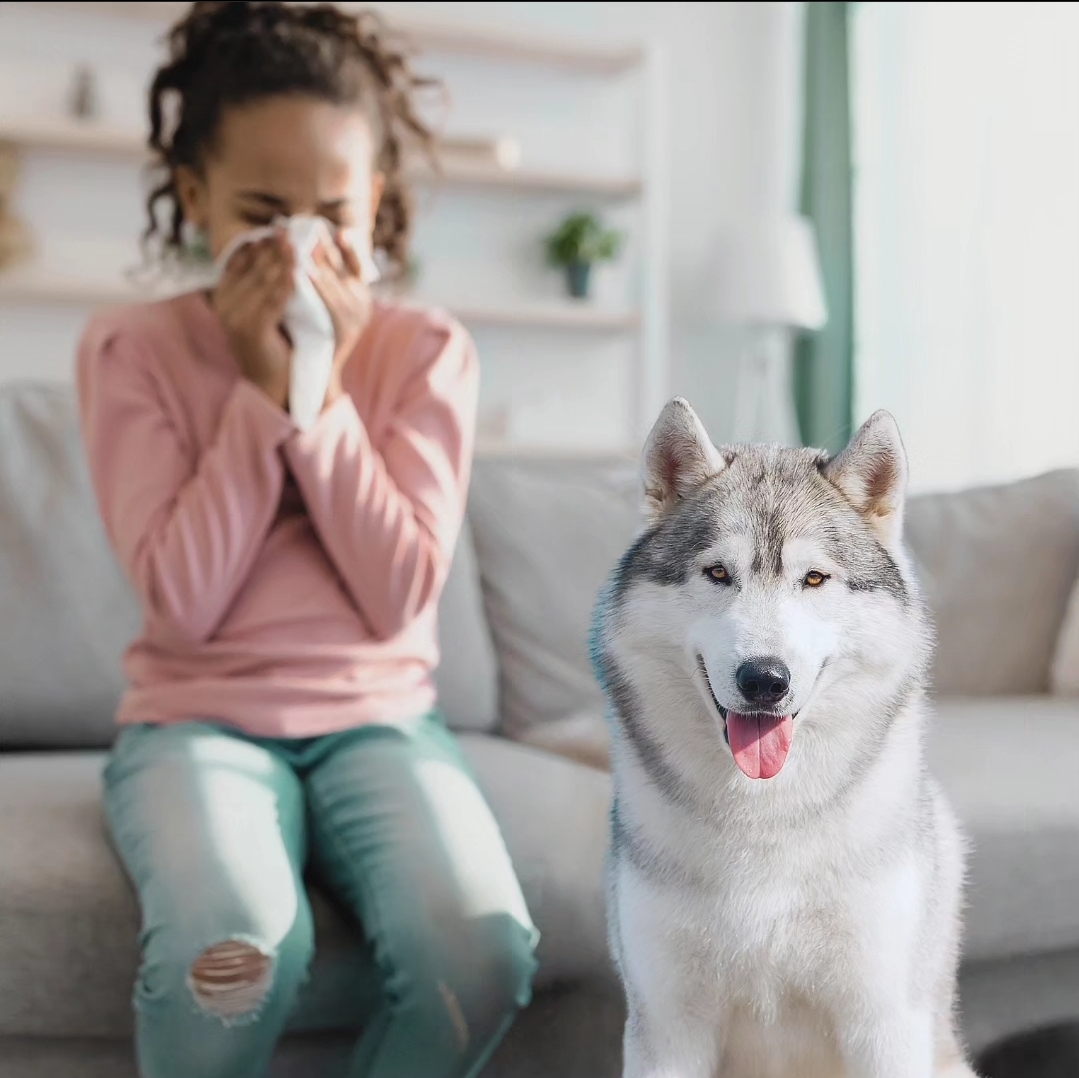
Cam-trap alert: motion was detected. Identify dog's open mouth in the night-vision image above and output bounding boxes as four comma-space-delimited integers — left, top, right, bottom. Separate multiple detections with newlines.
696, 656, 796, 781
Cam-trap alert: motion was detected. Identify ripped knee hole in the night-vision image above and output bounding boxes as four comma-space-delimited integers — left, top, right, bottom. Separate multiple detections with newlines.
187, 940, 273, 1019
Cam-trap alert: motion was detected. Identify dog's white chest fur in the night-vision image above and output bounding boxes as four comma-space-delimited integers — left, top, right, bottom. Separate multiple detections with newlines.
614, 771, 930, 1077
608, 711, 968, 1078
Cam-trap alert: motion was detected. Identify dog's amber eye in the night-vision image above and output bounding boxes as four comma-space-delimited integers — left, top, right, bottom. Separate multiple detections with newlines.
706, 564, 731, 584
803, 570, 828, 588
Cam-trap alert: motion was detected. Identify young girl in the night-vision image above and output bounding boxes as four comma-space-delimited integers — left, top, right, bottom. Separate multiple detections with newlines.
76, 4, 537, 1076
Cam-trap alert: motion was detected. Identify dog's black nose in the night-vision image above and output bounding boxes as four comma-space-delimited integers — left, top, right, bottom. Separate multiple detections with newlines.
735, 658, 790, 705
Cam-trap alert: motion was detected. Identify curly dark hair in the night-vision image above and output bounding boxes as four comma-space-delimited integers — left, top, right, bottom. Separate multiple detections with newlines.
145, 1, 438, 276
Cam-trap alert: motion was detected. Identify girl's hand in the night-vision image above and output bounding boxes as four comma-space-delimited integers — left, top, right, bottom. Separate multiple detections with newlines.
213, 232, 295, 410
309, 232, 373, 410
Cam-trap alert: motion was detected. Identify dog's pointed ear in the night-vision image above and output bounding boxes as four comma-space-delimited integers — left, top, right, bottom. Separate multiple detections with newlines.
823, 410, 908, 545
641, 398, 727, 522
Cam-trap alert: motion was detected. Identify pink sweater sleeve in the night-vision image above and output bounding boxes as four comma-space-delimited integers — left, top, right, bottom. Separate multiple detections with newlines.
283, 318, 478, 640
77, 318, 295, 647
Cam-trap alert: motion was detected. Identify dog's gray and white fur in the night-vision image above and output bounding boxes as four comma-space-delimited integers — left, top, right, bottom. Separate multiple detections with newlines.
592, 399, 975, 1078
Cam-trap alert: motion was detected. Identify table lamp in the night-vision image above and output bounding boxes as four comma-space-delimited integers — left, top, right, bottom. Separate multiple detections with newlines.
710, 214, 827, 445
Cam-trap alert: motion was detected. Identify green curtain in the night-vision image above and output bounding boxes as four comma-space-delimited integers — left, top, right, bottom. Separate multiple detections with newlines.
795, 1, 854, 454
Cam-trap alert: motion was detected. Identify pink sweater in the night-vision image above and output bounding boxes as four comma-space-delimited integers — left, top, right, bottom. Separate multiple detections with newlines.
77, 291, 478, 738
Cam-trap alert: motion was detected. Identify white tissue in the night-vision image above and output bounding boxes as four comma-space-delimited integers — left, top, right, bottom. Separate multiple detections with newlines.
213, 215, 380, 431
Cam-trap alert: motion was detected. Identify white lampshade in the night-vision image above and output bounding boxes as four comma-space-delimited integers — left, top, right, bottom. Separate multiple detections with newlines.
710, 214, 827, 330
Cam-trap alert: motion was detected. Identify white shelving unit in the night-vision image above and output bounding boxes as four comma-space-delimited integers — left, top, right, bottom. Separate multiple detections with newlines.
1, 2, 669, 451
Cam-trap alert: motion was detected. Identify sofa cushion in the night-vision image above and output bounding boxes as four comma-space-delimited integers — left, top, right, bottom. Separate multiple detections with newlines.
0, 383, 498, 744
905, 469, 1079, 695
0, 738, 612, 1039
515, 708, 611, 772
467, 456, 638, 738
0, 385, 140, 748
928, 695, 1079, 962
432, 518, 500, 732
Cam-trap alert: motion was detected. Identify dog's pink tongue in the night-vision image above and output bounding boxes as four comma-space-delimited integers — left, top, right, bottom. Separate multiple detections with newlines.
726, 712, 794, 779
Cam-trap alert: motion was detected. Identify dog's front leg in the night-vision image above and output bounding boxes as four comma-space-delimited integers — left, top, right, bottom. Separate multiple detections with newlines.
622, 1000, 723, 1078
835, 1006, 934, 1078
614, 875, 723, 1078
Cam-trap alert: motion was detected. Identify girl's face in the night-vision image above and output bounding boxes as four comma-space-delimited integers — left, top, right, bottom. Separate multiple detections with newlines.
176, 95, 385, 259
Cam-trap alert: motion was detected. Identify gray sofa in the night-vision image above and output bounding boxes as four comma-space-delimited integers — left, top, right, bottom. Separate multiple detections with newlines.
2, 382, 1079, 1077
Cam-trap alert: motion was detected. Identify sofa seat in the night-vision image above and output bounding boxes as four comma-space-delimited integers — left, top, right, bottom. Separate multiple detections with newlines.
930, 696, 1079, 963
0, 736, 613, 1041
5, 701, 1079, 1056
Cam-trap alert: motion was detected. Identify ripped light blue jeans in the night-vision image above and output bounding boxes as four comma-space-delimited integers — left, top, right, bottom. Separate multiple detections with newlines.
103, 712, 539, 1078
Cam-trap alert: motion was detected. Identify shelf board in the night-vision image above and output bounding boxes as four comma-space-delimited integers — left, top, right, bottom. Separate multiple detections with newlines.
0, 268, 144, 306
390, 12, 642, 74
37, 3, 644, 74
0, 115, 147, 157
0, 269, 639, 332
413, 159, 641, 198
448, 302, 639, 331
0, 116, 641, 198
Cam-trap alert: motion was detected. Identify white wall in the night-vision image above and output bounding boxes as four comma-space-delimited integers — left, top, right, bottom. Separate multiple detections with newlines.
852, 2, 1079, 492
398, 1, 804, 441
0, 1, 803, 446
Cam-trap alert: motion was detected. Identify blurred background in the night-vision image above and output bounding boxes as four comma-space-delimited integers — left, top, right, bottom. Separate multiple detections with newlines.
0, 1, 811, 467
2, 2, 1078, 491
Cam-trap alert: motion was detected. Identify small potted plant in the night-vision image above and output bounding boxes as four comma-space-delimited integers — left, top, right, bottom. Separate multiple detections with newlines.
545, 211, 623, 299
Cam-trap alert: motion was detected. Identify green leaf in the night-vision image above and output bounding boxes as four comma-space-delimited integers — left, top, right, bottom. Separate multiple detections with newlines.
544, 211, 623, 267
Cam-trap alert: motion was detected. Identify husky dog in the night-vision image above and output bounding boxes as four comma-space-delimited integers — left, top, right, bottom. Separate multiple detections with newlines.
593, 399, 975, 1078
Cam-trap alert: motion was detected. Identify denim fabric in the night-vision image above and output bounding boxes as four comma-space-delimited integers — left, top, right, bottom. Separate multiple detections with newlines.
103, 714, 538, 1078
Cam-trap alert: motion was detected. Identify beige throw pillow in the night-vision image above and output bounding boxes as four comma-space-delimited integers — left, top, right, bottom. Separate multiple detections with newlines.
904, 469, 1079, 695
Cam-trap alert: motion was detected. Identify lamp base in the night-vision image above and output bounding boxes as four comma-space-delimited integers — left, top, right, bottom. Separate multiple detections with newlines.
730, 326, 801, 446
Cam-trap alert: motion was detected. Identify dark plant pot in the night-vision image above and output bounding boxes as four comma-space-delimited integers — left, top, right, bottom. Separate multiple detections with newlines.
565, 260, 592, 299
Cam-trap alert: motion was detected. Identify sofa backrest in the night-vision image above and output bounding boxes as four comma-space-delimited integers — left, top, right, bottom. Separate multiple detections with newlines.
0, 383, 498, 748
465, 457, 1079, 738
467, 454, 638, 740
2, 381, 1078, 750
0, 385, 137, 748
